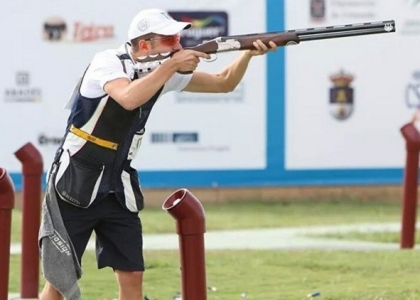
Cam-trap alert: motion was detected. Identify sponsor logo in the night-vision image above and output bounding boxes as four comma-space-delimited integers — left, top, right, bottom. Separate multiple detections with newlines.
329, 70, 355, 120
43, 16, 115, 42
4, 72, 42, 103
150, 132, 230, 153
406, 71, 420, 108
168, 11, 228, 47
60, 191, 81, 205
151, 132, 199, 144
137, 19, 150, 32
177, 145, 230, 153
38, 134, 64, 146
49, 231, 71, 256
43, 17, 67, 41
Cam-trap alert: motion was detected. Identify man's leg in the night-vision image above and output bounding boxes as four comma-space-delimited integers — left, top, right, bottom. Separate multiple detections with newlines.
40, 282, 63, 300
95, 194, 145, 300
40, 197, 97, 299
115, 270, 143, 300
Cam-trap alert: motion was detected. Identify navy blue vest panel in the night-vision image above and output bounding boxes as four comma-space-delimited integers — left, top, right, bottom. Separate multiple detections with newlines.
54, 55, 164, 212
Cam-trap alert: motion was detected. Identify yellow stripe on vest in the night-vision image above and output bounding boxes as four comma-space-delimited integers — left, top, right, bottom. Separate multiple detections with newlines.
70, 125, 118, 150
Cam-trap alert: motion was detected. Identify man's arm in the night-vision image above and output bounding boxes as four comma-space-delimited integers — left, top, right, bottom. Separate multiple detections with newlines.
104, 61, 178, 110
183, 40, 277, 93
104, 50, 210, 110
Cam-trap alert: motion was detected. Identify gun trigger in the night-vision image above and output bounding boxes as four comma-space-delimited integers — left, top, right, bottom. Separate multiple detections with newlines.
204, 54, 217, 62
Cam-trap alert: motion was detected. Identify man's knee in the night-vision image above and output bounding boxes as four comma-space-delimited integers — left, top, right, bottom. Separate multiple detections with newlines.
40, 282, 63, 300
116, 270, 143, 288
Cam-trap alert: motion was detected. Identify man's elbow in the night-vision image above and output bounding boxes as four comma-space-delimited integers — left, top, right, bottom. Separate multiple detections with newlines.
214, 76, 235, 93
115, 94, 139, 111
221, 82, 236, 93
216, 70, 238, 93
105, 80, 140, 111
121, 102, 138, 111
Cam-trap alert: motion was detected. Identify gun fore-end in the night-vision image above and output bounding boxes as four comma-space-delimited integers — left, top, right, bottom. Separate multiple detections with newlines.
236, 32, 301, 50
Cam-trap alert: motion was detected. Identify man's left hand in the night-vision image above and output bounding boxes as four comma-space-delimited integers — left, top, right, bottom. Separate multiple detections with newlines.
248, 39, 277, 56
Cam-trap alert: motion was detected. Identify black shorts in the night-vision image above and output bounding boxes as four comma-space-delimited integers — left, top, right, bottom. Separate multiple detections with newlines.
57, 192, 144, 271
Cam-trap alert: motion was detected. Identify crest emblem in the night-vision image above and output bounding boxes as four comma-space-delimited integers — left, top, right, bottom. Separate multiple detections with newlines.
329, 70, 354, 120
138, 19, 150, 32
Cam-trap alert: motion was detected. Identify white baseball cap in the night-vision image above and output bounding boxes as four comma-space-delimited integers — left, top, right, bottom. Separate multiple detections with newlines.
128, 9, 191, 40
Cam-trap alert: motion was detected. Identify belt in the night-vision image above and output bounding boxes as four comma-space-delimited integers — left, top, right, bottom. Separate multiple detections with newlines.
70, 125, 118, 150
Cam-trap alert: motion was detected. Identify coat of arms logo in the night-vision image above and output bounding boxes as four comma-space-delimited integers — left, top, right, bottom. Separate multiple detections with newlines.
329, 70, 355, 120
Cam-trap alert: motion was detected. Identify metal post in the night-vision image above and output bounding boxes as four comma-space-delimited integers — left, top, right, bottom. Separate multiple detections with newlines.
0, 168, 15, 300
163, 189, 207, 300
400, 123, 420, 249
14, 142, 43, 298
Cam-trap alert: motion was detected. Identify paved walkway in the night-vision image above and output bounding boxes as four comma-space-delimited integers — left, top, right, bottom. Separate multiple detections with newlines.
10, 222, 415, 255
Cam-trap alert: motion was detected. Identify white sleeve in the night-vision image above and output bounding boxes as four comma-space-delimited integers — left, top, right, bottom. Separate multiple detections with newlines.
161, 72, 193, 95
80, 50, 130, 98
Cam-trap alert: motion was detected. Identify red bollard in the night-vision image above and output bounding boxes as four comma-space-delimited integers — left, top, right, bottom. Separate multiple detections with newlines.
14, 142, 43, 298
400, 123, 420, 249
0, 168, 15, 300
163, 189, 207, 300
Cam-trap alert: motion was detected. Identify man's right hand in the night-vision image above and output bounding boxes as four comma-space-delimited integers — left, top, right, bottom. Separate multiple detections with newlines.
170, 50, 211, 73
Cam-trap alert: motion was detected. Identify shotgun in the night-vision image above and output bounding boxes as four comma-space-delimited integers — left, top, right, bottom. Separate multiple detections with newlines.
135, 20, 395, 63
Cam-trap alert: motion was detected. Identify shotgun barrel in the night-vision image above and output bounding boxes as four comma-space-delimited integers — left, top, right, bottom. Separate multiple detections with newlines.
288, 20, 395, 42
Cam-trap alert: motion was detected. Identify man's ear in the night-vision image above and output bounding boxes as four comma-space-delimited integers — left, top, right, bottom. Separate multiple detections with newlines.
139, 41, 149, 51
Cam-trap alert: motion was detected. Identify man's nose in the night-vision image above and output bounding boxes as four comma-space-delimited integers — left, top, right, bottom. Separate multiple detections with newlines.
173, 42, 183, 51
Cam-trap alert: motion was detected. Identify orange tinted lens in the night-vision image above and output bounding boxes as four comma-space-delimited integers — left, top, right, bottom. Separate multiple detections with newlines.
161, 34, 180, 46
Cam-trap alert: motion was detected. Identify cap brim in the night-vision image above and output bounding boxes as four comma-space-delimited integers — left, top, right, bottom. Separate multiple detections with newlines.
153, 21, 191, 35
